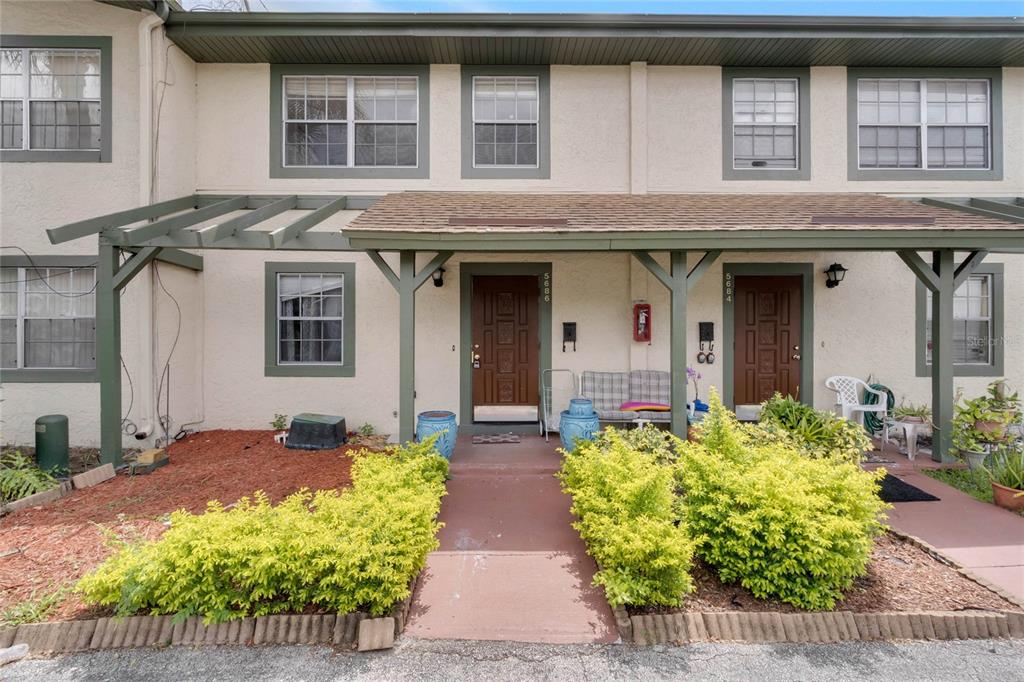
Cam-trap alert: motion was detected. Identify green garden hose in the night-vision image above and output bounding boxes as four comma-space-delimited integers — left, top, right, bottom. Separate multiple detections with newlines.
863, 383, 895, 435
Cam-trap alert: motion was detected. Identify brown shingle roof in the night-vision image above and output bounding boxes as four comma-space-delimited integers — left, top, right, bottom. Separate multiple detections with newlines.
345, 192, 1020, 234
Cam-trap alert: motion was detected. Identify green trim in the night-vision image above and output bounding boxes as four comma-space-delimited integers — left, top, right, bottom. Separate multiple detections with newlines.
915, 261, 1004, 378
458, 262, 552, 432
268, 64, 429, 180
346, 228, 1024, 253
0, 35, 113, 163
263, 261, 356, 377
97, 244, 121, 465
461, 65, 551, 180
846, 68, 1004, 182
928, 250, 957, 462
722, 67, 811, 181
722, 263, 815, 409
0, 255, 96, 267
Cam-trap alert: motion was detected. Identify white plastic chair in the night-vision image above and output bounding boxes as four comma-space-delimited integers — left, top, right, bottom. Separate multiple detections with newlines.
825, 375, 889, 450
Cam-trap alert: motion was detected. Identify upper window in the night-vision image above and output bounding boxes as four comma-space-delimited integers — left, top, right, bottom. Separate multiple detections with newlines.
0, 36, 111, 163
847, 69, 1002, 181
270, 65, 428, 179
857, 79, 991, 170
916, 263, 1004, 377
0, 265, 96, 373
731, 78, 799, 170
722, 68, 810, 181
472, 76, 539, 168
461, 66, 550, 179
283, 75, 418, 169
264, 262, 355, 377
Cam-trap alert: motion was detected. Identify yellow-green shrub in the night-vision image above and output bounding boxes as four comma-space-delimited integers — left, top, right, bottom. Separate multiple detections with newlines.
679, 390, 887, 610
77, 440, 447, 622
558, 428, 694, 607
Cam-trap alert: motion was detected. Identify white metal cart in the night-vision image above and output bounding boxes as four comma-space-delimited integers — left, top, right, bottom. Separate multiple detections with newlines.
541, 369, 579, 442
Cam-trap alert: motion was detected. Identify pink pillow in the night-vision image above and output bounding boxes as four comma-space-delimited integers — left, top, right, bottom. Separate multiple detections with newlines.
619, 401, 670, 412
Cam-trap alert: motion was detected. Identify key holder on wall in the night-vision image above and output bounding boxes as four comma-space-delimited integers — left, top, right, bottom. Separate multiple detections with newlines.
697, 322, 715, 364
562, 322, 577, 352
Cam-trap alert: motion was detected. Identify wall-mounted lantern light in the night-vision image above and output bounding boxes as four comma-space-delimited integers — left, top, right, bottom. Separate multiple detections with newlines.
824, 263, 848, 289
432, 266, 446, 288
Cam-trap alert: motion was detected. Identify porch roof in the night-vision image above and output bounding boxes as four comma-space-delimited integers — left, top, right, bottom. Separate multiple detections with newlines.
343, 191, 1024, 252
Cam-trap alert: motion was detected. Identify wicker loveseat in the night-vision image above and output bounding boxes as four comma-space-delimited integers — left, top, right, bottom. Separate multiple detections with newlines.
579, 370, 673, 424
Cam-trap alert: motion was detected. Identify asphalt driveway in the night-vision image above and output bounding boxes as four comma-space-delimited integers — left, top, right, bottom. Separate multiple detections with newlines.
4, 638, 1024, 681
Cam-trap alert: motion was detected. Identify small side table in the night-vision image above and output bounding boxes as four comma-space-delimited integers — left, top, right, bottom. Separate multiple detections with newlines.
893, 419, 929, 461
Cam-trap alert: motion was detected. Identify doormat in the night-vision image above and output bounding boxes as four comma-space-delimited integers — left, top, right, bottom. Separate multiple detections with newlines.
472, 434, 521, 444
878, 474, 940, 503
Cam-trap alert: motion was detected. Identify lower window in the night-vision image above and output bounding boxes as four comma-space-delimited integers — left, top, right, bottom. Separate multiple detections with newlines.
0, 265, 96, 372
917, 263, 1004, 376
265, 262, 355, 377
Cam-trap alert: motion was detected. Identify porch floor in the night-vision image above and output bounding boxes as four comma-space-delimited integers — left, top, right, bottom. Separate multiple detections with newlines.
404, 435, 618, 644
866, 448, 1024, 603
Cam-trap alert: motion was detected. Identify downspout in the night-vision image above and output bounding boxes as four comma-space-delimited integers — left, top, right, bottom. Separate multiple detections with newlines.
133, 2, 169, 441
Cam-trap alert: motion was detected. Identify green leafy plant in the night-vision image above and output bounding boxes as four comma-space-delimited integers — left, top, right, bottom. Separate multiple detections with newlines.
678, 389, 888, 611
982, 443, 1024, 492
893, 401, 932, 423
270, 414, 289, 431
77, 438, 448, 623
558, 427, 694, 607
357, 423, 375, 437
951, 381, 1021, 458
1, 585, 68, 627
0, 451, 59, 505
758, 394, 873, 464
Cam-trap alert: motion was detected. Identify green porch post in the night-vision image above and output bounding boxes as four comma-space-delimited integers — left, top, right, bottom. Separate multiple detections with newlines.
97, 241, 122, 466
930, 249, 956, 463
399, 250, 417, 443
669, 250, 688, 437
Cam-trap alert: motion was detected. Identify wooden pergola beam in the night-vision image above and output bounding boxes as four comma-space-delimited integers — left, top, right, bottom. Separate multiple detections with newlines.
47, 194, 198, 245
198, 195, 298, 246
267, 196, 347, 249
122, 196, 248, 243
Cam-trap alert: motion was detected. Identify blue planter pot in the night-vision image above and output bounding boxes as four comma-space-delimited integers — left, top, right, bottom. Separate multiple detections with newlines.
559, 401, 599, 452
416, 410, 457, 460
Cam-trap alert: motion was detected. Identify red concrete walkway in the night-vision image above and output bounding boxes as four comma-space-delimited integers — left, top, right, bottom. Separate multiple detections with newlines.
871, 452, 1024, 603
404, 436, 618, 644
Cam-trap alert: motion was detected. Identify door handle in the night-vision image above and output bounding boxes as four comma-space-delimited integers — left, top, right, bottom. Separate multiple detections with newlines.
792, 354, 802, 360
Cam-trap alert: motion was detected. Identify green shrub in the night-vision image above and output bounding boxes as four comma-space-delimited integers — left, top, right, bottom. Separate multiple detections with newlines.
0, 451, 59, 504
558, 428, 694, 607
759, 393, 873, 464
77, 440, 448, 622
678, 389, 888, 611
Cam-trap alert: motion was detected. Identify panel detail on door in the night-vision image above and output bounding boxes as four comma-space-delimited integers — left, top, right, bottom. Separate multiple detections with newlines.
472, 275, 540, 416
734, 275, 802, 404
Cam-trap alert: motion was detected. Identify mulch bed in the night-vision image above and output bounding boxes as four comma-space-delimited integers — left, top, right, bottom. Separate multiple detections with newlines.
0, 429, 358, 622
629, 533, 1021, 617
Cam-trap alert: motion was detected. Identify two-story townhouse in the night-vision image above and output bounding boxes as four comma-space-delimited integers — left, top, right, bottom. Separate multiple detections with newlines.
1, 2, 1022, 466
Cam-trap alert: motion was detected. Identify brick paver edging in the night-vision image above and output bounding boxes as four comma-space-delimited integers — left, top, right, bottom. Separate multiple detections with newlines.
609, 529, 1024, 645
0, 576, 419, 656
1, 463, 116, 516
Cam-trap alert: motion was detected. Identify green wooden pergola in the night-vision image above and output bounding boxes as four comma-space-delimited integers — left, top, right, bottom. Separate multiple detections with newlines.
45, 192, 1024, 466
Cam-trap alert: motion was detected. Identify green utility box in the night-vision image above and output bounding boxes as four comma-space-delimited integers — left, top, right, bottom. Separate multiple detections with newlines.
35, 414, 69, 475
285, 413, 347, 450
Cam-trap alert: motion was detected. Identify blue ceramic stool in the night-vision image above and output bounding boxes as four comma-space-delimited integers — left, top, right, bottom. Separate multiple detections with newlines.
416, 410, 457, 459
559, 398, 600, 452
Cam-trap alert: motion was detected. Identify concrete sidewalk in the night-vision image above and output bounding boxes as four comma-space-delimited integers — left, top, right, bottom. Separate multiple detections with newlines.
876, 455, 1024, 603
404, 436, 618, 644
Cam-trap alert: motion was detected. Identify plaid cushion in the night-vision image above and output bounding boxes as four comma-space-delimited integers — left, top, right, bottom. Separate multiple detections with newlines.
629, 370, 672, 405
580, 371, 630, 412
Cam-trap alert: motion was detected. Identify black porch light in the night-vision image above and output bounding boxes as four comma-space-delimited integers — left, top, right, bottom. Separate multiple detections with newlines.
824, 263, 848, 288
432, 266, 446, 288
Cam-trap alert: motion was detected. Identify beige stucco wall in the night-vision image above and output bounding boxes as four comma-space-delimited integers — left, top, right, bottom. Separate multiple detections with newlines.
0, 1, 201, 447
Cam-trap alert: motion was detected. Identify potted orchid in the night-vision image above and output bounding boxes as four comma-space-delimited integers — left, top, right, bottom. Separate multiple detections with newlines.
687, 366, 703, 416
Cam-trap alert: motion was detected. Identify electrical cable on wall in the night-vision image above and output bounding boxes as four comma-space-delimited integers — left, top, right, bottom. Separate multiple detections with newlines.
154, 262, 183, 445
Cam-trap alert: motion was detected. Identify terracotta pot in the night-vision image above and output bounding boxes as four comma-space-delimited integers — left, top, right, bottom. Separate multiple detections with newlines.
975, 420, 1006, 436
991, 481, 1024, 512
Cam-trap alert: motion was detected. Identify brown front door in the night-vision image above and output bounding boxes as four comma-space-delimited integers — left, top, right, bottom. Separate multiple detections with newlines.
733, 275, 802, 404
471, 275, 540, 418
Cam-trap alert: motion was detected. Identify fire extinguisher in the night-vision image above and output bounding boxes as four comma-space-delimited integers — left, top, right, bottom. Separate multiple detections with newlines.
633, 303, 652, 342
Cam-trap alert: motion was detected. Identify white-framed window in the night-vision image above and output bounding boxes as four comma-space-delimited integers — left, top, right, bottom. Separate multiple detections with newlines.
282, 75, 418, 168
276, 272, 345, 365
472, 76, 539, 168
0, 266, 96, 370
732, 78, 799, 169
857, 78, 991, 170
925, 273, 993, 366
0, 48, 101, 151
